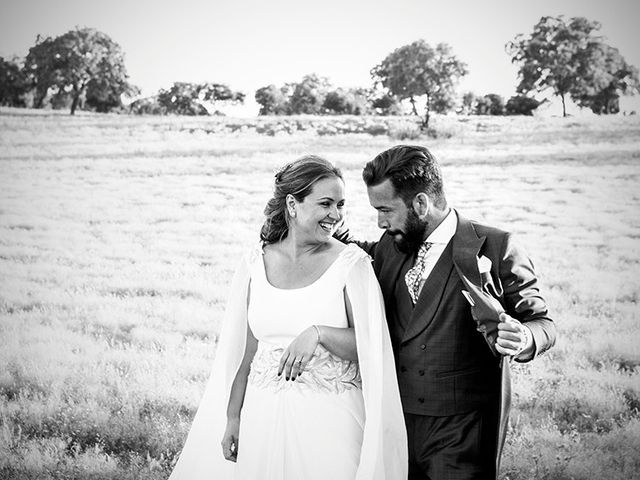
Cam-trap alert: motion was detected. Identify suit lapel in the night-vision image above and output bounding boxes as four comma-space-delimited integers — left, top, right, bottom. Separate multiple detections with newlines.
377, 234, 408, 302
401, 211, 486, 344
451, 212, 486, 288
375, 235, 410, 341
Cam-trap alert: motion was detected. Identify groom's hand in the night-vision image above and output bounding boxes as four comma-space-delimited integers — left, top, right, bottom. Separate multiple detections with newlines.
332, 218, 351, 244
495, 313, 533, 359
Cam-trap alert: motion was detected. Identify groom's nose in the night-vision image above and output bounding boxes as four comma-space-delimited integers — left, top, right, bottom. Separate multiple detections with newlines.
377, 213, 389, 230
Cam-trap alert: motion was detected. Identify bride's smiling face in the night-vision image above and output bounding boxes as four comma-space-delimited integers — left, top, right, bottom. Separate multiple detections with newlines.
288, 176, 345, 242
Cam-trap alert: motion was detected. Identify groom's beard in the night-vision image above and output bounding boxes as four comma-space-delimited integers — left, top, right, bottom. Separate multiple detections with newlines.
390, 209, 428, 254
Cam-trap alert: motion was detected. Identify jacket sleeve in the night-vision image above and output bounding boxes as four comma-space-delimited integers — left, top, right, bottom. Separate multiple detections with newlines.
498, 232, 556, 360
344, 250, 408, 480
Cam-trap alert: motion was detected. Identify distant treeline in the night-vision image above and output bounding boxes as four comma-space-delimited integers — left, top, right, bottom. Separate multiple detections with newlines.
1, 16, 637, 127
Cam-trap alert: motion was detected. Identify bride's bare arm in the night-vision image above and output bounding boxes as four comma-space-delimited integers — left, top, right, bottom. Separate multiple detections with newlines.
221, 326, 258, 462
278, 288, 358, 381
315, 288, 357, 361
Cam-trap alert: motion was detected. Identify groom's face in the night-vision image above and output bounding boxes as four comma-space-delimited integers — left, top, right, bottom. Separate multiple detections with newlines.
367, 179, 428, 254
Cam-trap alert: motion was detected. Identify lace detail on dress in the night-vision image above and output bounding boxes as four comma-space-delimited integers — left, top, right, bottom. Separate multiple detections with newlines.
248, 344, 361, 393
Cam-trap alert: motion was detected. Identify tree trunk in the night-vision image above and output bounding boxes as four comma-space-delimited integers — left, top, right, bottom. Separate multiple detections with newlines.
70, 86, 82, 115
409, 96, 418, 116
34, 87, 48, 109
421, 93, 431, 130
560, 93, 566, 117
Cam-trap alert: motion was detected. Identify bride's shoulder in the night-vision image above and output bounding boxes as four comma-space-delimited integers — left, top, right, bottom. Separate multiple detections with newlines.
326, 238, 348, 255
243, 242, 267, 265
261, 242, 287, 261
331, 240, 371, 266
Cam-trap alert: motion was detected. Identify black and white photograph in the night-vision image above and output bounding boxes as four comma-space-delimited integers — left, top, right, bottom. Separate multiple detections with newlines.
1, 0, 639, 479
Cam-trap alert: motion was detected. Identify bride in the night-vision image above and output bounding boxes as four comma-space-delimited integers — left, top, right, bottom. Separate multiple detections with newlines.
169, 156, 407, 479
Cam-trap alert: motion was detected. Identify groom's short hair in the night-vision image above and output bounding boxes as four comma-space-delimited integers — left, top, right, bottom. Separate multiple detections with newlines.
362, 145, 447, 209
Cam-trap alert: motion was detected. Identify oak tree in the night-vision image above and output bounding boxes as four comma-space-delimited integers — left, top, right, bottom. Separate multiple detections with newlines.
507, 16, 638, 116
24, 27, 135, 114
371, 40, 467, 128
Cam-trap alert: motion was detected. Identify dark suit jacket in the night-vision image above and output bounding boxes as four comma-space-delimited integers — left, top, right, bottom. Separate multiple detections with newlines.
360, 211, 556, 416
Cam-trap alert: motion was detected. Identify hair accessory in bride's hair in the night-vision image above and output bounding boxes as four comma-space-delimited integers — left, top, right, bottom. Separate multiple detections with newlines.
275, 163, 293, 183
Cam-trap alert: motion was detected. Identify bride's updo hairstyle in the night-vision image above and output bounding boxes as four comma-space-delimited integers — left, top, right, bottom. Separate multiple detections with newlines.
260, 155, 343, 245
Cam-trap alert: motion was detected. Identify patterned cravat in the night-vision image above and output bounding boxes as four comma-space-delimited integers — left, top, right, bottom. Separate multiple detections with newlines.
405, 242, 433, 304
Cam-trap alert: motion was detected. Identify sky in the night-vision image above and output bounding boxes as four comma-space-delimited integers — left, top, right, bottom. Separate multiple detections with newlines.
1, 0, 639, 115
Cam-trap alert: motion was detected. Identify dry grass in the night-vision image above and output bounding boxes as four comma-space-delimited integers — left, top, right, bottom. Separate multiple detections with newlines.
1, 110, 639, 479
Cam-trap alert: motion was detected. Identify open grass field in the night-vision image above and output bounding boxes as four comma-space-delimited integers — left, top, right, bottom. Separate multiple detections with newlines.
1, 109, 639, 479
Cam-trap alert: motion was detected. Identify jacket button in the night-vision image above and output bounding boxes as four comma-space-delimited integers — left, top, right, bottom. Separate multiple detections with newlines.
400, 366, 407, 372
418, 369, 425, 376
418, 397, 425, 403
420, 344, 426, 350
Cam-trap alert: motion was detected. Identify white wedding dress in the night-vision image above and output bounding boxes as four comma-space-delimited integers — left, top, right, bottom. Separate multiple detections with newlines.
169, 244, 407, 480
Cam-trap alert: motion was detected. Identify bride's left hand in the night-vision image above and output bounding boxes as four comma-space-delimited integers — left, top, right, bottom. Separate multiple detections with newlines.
278, 326, 320, 381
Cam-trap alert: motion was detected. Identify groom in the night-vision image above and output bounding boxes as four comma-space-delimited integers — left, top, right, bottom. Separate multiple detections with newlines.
357, 145, 556, 480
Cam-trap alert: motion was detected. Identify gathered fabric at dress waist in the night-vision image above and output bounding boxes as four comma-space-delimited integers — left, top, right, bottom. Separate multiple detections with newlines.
248, 342, 361, 394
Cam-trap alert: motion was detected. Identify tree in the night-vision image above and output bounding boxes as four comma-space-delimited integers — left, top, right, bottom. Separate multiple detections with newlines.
505, 95, 542, 115
255, 84, 289, 115
459, 91, 476, 115
370, 93, 403, 115
199, 83, 245, 105
156, 82, 244, 115
23, 35, 60, 108
323, 88, 370, 115
24, 27, 136, 114
507, 16, 638, 117
0, 57, 27, 107
157, 82, 206, 115
128, 96, 166, 115
573, 44, 639, 114
371, 40, 467, 128
474, 94, 505, 115
288, 74, 331, 114
86, 76, 140, 112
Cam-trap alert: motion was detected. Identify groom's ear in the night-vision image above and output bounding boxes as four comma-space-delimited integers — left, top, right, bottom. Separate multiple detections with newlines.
412, 193, 430, 219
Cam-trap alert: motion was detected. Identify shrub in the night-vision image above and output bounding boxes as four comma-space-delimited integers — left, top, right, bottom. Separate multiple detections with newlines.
475, 93, 505, 115
128, 97, 166, 115
388, 122, 422, 140
506, 94, 542, 116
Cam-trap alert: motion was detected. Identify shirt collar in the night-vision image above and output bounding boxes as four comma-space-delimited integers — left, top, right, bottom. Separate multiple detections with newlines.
425, 208, 457, 245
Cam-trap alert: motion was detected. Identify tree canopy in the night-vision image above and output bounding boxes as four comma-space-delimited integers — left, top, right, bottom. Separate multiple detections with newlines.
507, 16, 639, 116
255, 75, 373, 116
505, 95, 543, 116
474, 94, 505, 116
323, 88, 370, 115
371, 40, 467, 128
288, 74, 332, 115
155, 82, 245, 115
4, 21, 635, 118
24, 27, 136, 114
0, 57, 27, 107
255, 84, 289, 115
572, 43, 639, 114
